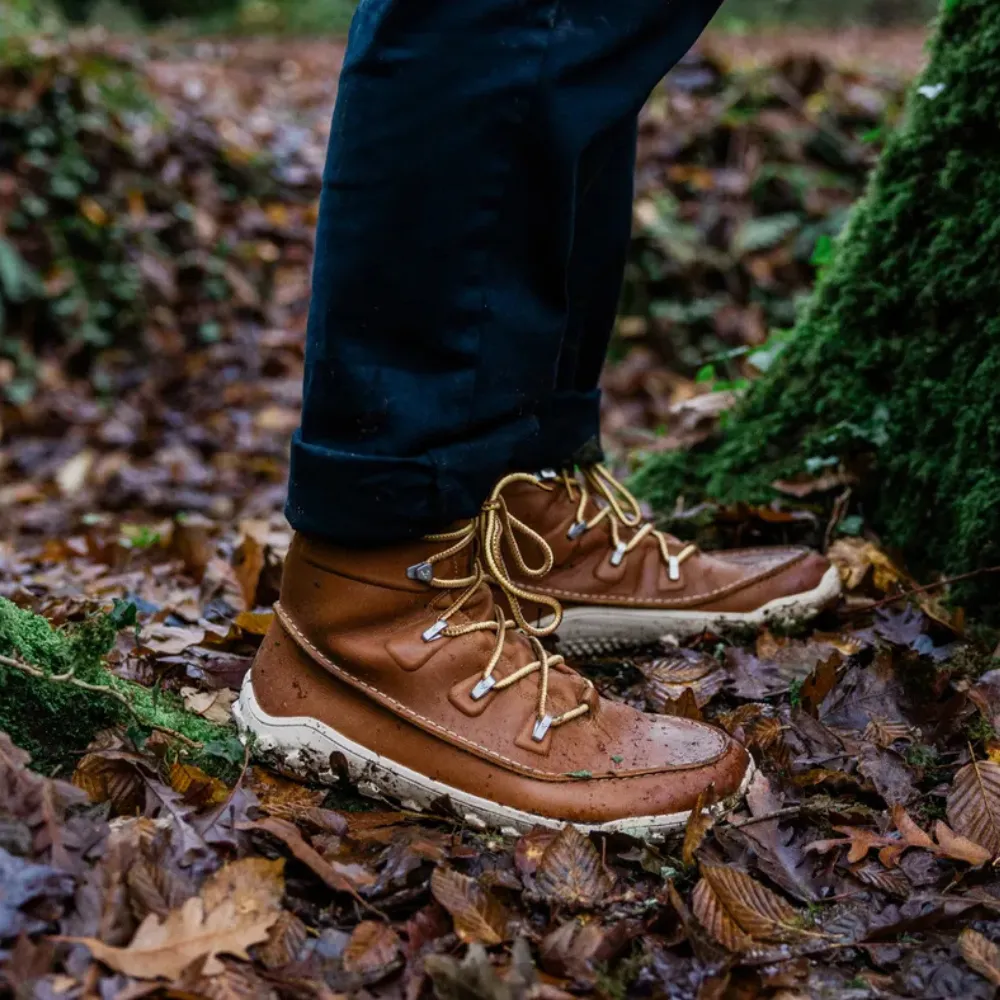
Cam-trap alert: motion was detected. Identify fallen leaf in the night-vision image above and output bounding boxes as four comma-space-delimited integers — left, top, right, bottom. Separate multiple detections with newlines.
342, 920, 402, 975
63, 893, 278, 981
682, 786, 716, 866
700, 864, 807, 944
691, 876, 755, 953
535, 825, 615, 909
180, 687, 237, 725
947, 758, 1000, 856
430, 866, 510, 945
959, 928, 1000, 987
239, 816, 374, 900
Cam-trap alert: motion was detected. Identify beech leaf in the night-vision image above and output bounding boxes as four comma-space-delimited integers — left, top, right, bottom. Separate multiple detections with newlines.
947, 758, 1000, 856
430, 866, 511, 946
700, 864, 806, 944
534, 825, 614, 908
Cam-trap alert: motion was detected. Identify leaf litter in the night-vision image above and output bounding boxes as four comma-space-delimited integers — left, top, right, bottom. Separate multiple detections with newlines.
5, 22, 1000, 1000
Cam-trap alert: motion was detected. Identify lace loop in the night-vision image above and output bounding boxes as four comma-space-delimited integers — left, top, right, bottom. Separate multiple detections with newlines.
545, 463, 698, 578
408, 475, 590, 741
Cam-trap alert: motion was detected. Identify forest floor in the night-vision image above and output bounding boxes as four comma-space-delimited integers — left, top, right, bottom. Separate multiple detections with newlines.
6, 24, 1000, 1000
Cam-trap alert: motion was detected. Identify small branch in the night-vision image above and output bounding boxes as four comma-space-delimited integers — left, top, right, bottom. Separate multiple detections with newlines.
846, 565, 1000, 615
726, 805, 805, 829
0, 653, 202, 749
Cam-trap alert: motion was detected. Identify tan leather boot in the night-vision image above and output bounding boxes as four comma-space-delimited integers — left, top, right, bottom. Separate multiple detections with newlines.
498, 465, 842, 657
234, 475, 752, 839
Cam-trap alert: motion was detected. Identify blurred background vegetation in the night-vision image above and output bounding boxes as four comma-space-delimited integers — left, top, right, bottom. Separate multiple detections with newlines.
26, 0, 939, 34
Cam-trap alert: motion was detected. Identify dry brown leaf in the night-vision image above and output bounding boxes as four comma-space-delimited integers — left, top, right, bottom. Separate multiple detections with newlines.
180, 687, 237, 725
342, 920, 402, 974
201, 857, 285, 919
239, 816, 374, 900
701, 864, 805, 943
72, 752, 145, 815
255, 909, 307, 970
947, 758, 1000, 856
430, 866, 510, 946
63, 894, 277, 981
806, 826, 893, 864
890, 806, 936, 852
959, 928, 1000, 987
828, 538, 907, 593
535, 825, 615, 908
682, 786, 716, 867
691, 877, 755, 952
933, 820, 992, 866
169, 762, 231, 808
234, 610, 275, 636
799, 653, 841, 716
233, 531, 266, 610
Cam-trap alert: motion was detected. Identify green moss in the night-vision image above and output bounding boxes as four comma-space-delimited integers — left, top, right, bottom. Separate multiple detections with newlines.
0, 597, 237, 775
633, 0, 1000, 617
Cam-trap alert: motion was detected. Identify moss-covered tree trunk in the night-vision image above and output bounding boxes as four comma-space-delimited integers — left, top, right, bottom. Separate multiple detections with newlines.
635, 0, 1000, 612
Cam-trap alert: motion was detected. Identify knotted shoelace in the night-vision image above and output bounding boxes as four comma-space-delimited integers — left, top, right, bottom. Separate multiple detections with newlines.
406, 474, 592, 742
542, 463, 698, 581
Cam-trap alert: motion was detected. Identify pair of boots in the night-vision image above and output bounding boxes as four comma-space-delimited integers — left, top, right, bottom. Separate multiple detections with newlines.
235, 465, 839, 839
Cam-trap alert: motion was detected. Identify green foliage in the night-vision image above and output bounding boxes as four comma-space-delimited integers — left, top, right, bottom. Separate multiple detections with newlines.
634, 0, 1000, 617
0, 597, 236, 774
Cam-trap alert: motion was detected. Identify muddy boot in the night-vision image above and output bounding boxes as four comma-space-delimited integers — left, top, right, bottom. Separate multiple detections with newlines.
234, 475, 752, 839
497, 466, 841, 657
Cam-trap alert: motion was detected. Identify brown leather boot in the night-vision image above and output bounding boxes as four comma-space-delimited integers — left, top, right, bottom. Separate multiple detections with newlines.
498, 465, 842, 657
234, 475, 752, 839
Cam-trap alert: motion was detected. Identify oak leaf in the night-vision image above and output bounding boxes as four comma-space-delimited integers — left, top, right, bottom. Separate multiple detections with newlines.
947, 758, 1000, 856
64, 893, 278, 981
430, 866, 510, 945
535, 825, 614, 908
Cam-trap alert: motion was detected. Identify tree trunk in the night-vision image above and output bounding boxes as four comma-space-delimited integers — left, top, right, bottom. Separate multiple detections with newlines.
633, 0, 1000, 615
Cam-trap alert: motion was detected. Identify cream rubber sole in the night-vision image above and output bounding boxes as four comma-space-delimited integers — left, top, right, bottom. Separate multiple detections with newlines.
233, 673, 755, 842
548, 564, 843, 658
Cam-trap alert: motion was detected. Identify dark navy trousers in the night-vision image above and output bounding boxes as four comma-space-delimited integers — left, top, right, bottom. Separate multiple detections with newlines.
287, 0, 724, 545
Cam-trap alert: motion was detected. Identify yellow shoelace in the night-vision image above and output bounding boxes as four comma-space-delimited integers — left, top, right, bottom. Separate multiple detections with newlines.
541, 463, 698, 581
406, 474, 592, 742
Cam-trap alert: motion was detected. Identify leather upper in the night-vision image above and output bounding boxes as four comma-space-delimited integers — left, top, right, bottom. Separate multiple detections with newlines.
250, 531, 750, 823
499, 474, 831, 613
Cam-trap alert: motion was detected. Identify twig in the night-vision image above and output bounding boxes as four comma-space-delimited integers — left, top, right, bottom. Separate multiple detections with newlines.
846, 565, 1000, 614
726, 805, 805, 829
0, 653, 202, 749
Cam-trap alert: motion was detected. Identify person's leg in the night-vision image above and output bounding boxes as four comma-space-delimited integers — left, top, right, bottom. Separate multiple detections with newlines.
287, 0, 726, 547
532, 115, 638, 468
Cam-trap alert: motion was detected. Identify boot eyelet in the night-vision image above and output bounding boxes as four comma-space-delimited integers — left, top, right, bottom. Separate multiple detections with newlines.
668, 555, 681, 581
610, 542, 627, 567
422, 619, 448, 642
567, 521, 587, 540
538, 469, 558, 481
470, 676, 496, 700
407, 561, 434, 584
532, 714, 554, 742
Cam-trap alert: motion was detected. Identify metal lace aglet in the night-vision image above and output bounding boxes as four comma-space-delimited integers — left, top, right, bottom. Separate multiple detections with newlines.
422, 619, 448, 642
538, 469, 558, 480
532, 714, 554, 742
406, 561, 434, 584
567, 521, 587, 540
610, 542, 627, 567
470, 676, 496, 701
668, 555, 681, 581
